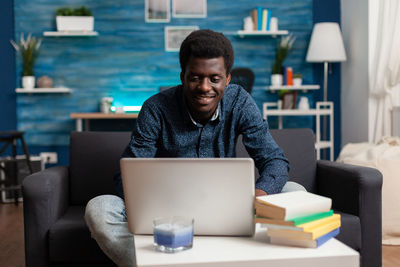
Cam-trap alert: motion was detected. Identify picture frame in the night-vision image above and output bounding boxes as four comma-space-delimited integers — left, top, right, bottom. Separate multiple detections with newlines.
145, 0, 170, 23
282, 91, 298, 109
172, 0, 207, 18
164, 26, 199, 52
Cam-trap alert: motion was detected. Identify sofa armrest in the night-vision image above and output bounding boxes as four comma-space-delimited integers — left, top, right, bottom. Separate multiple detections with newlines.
22, 166, 69, 267
317, 160, 382, 267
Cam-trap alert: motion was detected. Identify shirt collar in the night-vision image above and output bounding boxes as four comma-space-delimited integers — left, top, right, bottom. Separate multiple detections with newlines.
188, 102, 221, 127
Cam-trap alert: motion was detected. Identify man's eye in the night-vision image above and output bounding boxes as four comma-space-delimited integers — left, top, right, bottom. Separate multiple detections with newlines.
190, 76, 200, 82
211, 77, 221, 83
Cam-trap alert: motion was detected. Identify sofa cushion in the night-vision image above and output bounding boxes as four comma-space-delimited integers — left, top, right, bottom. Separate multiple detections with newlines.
335, 211, 361, 252
69, 131, 131, 205
236, 129, 317, 192
49, 206, 115, 265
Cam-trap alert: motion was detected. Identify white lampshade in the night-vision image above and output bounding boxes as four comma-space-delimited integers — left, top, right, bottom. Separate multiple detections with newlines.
306, 22, 347, 62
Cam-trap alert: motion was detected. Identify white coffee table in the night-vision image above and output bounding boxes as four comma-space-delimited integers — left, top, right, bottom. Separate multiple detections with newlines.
134, 225, 359, 267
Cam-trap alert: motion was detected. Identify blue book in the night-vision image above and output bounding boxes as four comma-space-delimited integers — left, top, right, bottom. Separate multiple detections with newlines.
266, 9, 271, 31
269, 227, 340, 248
316, 227, 340, 247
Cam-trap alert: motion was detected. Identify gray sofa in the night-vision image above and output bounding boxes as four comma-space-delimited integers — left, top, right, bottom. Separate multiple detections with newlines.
22, 129, 382, 267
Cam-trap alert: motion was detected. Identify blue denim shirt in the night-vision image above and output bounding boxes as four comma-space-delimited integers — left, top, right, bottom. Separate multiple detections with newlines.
115, 84, 289, 197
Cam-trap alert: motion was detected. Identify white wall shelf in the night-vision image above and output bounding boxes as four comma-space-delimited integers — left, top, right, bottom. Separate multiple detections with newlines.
263, 101, 334, 160
263, 84, 320, 93
236, 30, 289, 37
16, 88, 72, 94
43, 31, 98, 37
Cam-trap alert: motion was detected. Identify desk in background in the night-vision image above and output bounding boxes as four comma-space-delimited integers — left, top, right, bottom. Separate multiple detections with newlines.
70, 113, 139, 132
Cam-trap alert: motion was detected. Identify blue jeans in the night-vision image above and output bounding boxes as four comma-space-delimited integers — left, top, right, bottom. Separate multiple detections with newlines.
84, 181, 306, 267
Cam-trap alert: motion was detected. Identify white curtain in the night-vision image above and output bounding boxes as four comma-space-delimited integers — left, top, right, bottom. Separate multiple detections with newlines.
369, 0, 400, 143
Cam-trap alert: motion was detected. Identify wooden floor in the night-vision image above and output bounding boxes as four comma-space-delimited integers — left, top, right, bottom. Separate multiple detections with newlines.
0, 203, 399, 267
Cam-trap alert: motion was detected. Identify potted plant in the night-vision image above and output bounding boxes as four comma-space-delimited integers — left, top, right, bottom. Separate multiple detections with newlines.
56, 6, 94, 32
10, 33, 42, 89
271, 34, 296, 86
293, 73, 303, 86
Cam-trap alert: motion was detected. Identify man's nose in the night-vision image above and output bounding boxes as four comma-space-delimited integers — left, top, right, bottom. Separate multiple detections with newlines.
199, 78, 212, 91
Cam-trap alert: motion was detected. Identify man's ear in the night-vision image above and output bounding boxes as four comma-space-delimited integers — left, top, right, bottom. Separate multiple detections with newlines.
180, 72, 184, 85
226, 73, 231, 86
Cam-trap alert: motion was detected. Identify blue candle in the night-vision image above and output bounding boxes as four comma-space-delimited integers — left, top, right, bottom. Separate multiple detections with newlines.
153, 217, 194, 252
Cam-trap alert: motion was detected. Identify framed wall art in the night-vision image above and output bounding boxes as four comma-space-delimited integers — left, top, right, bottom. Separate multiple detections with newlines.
172, 0, 207, 18
145, 0, 170, 23
282, 91, 298, 109
164, 26, 199, 52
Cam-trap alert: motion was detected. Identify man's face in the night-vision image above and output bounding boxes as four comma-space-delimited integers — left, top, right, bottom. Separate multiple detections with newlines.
181, 56, 231, 124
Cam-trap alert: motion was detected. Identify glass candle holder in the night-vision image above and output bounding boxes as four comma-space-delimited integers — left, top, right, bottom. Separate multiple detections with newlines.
153, 216, 194, 253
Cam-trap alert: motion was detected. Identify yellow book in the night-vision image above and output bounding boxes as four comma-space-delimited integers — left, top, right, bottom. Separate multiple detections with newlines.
298, 213, 341, 231
262, 9, 268, 31
267, 220, 341, 240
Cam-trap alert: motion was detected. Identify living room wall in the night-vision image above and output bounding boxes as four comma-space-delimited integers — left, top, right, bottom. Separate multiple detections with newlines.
2, 0, 341, 164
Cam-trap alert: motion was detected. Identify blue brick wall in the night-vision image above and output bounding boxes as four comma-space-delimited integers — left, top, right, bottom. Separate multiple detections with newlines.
14, 0, 315, 146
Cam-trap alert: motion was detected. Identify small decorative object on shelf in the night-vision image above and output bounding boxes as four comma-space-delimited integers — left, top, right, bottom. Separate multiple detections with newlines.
55, 6, 94, 32
271, 34, 296, 86
100, 97, 113, 114
10, 33, 42, 89
298, 96, 310, 110
36, 75, 54, 88
281, 91, 298, 109
243, 16, 254, 32
293, 73, 303, 86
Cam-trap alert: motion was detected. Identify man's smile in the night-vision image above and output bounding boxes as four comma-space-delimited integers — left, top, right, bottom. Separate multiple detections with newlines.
194, 94, 216, 104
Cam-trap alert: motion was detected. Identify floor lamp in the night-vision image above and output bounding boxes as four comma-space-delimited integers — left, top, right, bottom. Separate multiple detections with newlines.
306, 22, 346, 159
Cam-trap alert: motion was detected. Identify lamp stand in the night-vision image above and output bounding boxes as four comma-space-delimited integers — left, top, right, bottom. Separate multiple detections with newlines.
322, 61, 328, 159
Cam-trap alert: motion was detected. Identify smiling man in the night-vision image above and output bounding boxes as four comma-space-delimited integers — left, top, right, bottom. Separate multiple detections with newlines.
85, 29, 293, 267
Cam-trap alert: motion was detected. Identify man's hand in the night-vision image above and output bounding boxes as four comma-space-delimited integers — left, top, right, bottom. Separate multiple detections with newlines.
254, 188, 267, 208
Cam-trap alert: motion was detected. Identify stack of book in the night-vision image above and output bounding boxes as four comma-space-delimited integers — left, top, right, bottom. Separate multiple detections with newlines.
255, 191, 341, 248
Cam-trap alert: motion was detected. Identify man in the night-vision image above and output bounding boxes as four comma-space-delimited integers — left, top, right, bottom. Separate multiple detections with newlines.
85, 29, 302, 267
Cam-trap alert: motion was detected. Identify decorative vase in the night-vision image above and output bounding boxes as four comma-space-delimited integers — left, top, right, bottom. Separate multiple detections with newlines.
56, 16, 94, 32
293, 78, 303, 86
298, 97, 310, 110
37, 75, 54, 88
271, 74, 283, 86
22, 76, 35, 89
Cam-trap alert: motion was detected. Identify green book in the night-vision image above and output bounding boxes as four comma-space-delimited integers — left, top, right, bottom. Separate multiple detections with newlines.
291, 210, 334, 226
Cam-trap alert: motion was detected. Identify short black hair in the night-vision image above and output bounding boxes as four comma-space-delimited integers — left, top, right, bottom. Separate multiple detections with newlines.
179, 29, 234, 75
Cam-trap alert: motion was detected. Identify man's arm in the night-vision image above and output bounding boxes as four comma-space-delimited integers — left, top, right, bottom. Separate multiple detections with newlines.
237, 92, 290, 195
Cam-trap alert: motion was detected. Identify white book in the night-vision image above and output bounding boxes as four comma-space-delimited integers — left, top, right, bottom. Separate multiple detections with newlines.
255, 191, 332, 220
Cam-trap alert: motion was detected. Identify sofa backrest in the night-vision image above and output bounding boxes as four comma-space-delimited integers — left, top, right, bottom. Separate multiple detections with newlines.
70, 131, 131, 205
236, 128, 317, 193
70, 128, 317, 205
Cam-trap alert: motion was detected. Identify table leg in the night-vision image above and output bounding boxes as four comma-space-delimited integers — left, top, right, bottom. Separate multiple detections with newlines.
76, 119, 83, 132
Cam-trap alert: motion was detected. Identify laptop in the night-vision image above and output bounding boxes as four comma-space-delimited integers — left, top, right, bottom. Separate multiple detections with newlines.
120, 158, 255, 236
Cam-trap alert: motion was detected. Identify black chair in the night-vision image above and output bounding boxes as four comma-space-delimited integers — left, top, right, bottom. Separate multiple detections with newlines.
0, 131, 33, 204
22, 129, 382, 267
230, 67, 255, 94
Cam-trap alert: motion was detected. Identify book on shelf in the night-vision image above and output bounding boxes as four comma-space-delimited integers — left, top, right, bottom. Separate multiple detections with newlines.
262, 9, 268, 32
257, 6, 263, 31
255, 191, 332, 220
267, 219, 341, 241
269, 227, 340, 248
251, 9, 257, 31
